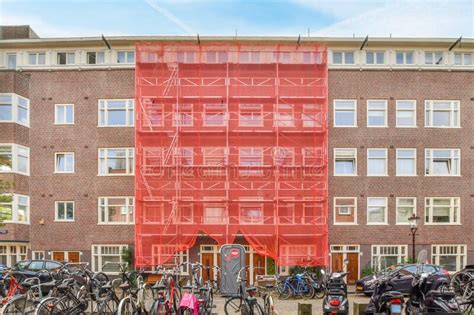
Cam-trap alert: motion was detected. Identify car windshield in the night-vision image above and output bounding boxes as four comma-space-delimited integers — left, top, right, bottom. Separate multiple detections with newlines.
15, 261, 30, 270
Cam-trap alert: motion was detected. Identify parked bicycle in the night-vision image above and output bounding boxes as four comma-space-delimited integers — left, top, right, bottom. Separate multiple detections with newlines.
224, 266, 264, 315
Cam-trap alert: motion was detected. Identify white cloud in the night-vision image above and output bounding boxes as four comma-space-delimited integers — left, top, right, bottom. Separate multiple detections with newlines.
143, 0, 194, 35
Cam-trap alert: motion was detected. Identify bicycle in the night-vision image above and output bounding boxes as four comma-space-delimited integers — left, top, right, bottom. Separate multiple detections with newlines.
224, 266, 264, 315
277, 272, 314, 300
116, 268, 154, 315
256, 274, 277, 315
178, 262, 213, 315
150, 265, 181, 314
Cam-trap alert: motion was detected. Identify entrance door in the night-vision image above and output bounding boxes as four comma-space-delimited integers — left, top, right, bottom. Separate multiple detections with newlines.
68, 252, 80, 263
253, 253, 265, 283
202, 253, 214, 282
346, 253, 359, 284
331, 253, 343, 272
52, 252, 65, 262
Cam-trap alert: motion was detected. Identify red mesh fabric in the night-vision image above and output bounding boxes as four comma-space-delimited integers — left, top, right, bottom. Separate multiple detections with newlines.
135, 43, 328, 267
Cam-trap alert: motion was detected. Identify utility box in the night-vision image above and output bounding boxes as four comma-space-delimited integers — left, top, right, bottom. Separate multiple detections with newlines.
220, 244, 246, 296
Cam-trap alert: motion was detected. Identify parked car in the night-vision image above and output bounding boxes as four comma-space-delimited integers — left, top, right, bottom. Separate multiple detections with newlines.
11, 259, 64, 283
356, 264, 450, 295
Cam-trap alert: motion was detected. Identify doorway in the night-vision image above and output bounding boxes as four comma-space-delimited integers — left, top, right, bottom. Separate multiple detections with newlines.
52, 251, 80, 263
330, 245, 360, 284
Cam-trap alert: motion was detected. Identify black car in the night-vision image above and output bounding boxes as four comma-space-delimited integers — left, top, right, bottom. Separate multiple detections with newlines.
12, 259, 64, 283
356, 264, 450, 295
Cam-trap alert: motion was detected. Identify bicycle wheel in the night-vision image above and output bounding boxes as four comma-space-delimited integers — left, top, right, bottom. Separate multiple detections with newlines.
49, 296, 75, 315
3, 295, 35, 314
224, 296, 244, 314
264, 295, 275, 315
138, 284, 154, 313
247, 301, 264, 315
117, 296, 137, 315
302, 282, 314, 299
98, 296, 119, 314
151, 300, 167, 315
277, 283, 293, 300
34, 297, 58, 315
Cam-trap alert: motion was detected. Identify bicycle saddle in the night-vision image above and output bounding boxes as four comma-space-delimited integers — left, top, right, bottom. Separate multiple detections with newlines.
41, 280, 56, 288
246, 286, 257, 292
119, 281, 130, 290
265, 284, 275, 289
426, 290, 456, 299
101, 281, 112, 290
182, 284, 193, 290
152, 283, 167, 291
20, 282, 33, 290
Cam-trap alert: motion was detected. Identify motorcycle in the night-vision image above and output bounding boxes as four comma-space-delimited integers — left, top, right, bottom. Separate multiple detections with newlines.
364, 272, 404, 314
406, 249, 460, 314
322, 260, 349, 315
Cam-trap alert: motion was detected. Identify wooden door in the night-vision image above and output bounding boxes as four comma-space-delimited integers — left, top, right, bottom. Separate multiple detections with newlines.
245, 252, 250, 284
253, 253, 265, 283
201, 253, 214, 282
68, 252, 80, 263
331, 253, 343, 272
52, 252, 65, 262
346, 253, 359, 284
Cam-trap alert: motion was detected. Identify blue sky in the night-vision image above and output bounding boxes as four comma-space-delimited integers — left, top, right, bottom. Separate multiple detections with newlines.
1, 0, 473, 38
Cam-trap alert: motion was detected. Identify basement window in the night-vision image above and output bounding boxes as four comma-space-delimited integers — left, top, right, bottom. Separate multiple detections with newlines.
87, 52, 105, 64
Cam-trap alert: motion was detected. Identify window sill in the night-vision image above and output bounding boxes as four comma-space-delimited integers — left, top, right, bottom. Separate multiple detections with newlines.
98, 125, 134, 128
367, 174, 389, 177
333, 125, 358, 128
425, 175, 461, 177
334, 174, 358, 177
0, 121, 30, 128
395, 126, 418, 128
396, 174, 418, 177
334, 222, 358, 226
367, 126, 388, 128
54, 220, 75, 223
54, 171, 75, 174
97, 174, 135, 176
0, 170, 30, 176
54, 123, 75, 125
1, 221, 30, 225
97, 222, 134, 225
424, 223, 461, 226
366, 223, 389, 225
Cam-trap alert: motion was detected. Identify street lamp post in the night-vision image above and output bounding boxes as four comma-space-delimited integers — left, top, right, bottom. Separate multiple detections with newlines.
408, 214, 420, 262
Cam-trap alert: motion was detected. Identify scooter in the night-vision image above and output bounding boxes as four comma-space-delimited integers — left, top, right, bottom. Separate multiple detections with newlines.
322, 260, 349, 315
364, 272, 404, 314
406, 249, 460, 314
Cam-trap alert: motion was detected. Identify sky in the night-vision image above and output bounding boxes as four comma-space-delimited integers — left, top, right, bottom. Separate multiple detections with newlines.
0, 0, 473, 38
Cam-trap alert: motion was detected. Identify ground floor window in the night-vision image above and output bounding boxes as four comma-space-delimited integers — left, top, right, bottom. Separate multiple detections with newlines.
431, 244, 466, 272
152, 245, 189, 274
92, 244, 128, 274
32, 251, 45, 260
0, 244, 28, 267
371, 245, 407, 270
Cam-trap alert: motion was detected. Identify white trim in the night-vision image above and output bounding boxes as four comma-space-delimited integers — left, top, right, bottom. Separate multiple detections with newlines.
54, 152, 75, 173
366, 100, 388, 128
98, 196, 134, 225
431, 244, 467, 272
0, 143, 30, 176
396, 148, 417, 176
54, 201, 75, 222
395, 100, 417, 128
98, 147, 135, 176
424, 148, 461, 177
424, 100, 461, 128
424, 197, 461, 225
91, 244, 128, 274
32, 250, 45, 260
371, 245, 408, 269
0, 93, 30, 127
98, 99, 135, 127
333, 197, 358, 225
333, 148, 357, 176
367, 197, 388, 225
54, 104, 74, 125
333, 99, 357, 127
395, 197, 417, 225
367, 148, 388, 176
0, 194, 30, 224
0, 244, 29, 266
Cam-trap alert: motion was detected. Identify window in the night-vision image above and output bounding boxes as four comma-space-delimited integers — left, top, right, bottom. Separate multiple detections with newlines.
177, 51, 195, 63
174, 147, 193, 166
0, 245, 27, 267
99, 99, 134, 127
274, 104, 294, 127
239, 148, 263, 175
240, 51, 260, 63
334, 148, 357, 176
425, 197, 460, 224
99, 197, 134, 224
425, 149, 460, 176
55, 201, 74, 222
6, 53, 17, 69
334, 198, 357, 225
396, 198, 416, 224
32, 251, 45, 260
28, 52, 46, 65
367, 197, 388, 224
367, 149, 387, 176
332, 51, 354, 64
92, 245, 128, 273
0, 194, 29, 224
117, 51, 135, 64
239, 104, 263, 126
98, 148, 134, 175
334, 100, 357, 127
203, 147, 226, 175
366, 52, 385, 64
57, 52, 75, 65
55, 152, 74, 173
206, 51, 227, 63
173, 104, 193, 126
152, 246, 189, 274
396, 149, 417, 176
454, 53, 472, 66
425, 100, 460, 128
0, 144, 29, 175
0, 93, 30, 126
302, 104, 321, 127
396, 100, 416, 127
273, 147, 294, 166
395, 52, 414, 65
203, 203, 226, 224
372, 245, 407, 269
203, 104, 226, 126
432, 245, 466, 272
367, 100, 387, 127
54, 104, 74, 124
240, 201, 263, 224
425, 51, 443, 65
87, 52, 105, 64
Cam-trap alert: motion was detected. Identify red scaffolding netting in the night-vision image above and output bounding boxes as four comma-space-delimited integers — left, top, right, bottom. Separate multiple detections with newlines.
135, 42, 328, 267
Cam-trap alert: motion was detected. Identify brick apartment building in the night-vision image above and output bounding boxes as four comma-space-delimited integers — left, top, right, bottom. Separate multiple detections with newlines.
0, 25, 472, 283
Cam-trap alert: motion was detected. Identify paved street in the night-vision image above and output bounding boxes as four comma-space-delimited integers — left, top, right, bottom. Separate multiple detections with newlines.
212, 293, 370, 315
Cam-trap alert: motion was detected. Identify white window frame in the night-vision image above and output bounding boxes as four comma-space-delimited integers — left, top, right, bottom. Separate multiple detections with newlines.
431, 245, 467, 272
396, 148, 417, 176
371, 245, 408, 269
424, 100, 460, 128
6, 53, 17, 69
366, 51, 385, 65
239, 199, 264, 224
98, 148, 135, 176
173, 104, 193, 127
203, 104, 227, 126
367, 148, 388, 176
28, 52, 46, 66
333, 99, 357, 127
395, 51, 414, 65
54, 104, 74, 125
274, 104, 295, 127
0, 93, 30, 127
32, 251, 45, 260
333, 197, 357, 225
334, 148, 357, 176
86, 51, 105, 65
367, 100, 388, 127
56, 52, 75, 65
425, 149, 460, 176
0, 244, 28, 267
425, 197, 460, 225
424, 51, 444, 65
116, 51, 135, 64
238, 104, 263, 127
98, 99, 134, 127
396, 100, 417, 128
396, 197, 417, 225
54, 201, 75, 222
98, 197, 134, 225
54, 152, 75, 173
453, 52, 472, 66
0, 194, 30, 224
0, 143, 30, 176
367, 197, 388, 225
91, 244, 128, 274
332, 51, 355, 65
